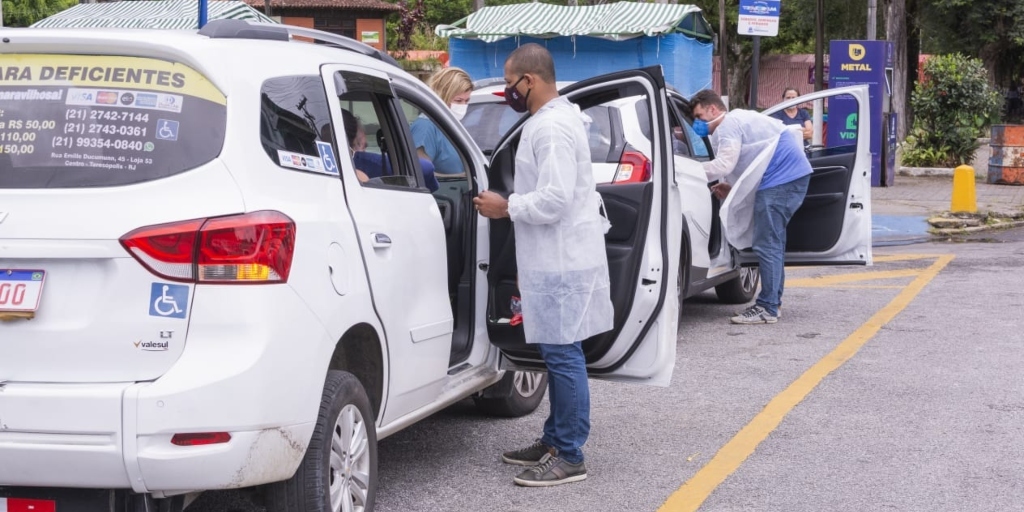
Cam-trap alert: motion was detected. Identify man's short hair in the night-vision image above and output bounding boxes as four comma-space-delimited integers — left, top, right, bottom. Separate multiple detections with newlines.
506, 43, 556, 83
690, 89, 726, 111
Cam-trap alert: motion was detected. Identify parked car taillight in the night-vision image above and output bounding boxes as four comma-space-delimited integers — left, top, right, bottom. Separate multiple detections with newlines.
612, 150, 652, 184
120, 211, 296, 284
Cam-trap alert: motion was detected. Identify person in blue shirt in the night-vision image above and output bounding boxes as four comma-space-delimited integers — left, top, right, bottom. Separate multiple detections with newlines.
340, 109, 439, 192
769, 87, 813, 145
691, 89, 813, 325
411, 67, 473, 175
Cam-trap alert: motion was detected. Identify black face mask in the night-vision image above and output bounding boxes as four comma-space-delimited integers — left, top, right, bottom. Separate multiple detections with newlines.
505, 76, 530, 113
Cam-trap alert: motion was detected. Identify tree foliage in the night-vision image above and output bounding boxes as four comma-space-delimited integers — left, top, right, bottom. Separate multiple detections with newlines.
392, 0, 425, 58
2, 0, 78, 27
688, 0, 879, 107
903, 54, 1002, 167
918, 0, 1024, 87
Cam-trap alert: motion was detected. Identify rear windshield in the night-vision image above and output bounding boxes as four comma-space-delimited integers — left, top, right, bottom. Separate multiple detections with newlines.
0, 54, 226, 188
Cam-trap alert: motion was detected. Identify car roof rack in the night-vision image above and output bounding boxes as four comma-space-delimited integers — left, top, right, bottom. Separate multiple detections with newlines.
198, 19, 399, 67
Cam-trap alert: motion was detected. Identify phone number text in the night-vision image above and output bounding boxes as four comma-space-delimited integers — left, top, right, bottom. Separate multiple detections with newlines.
52, 136, 147, 152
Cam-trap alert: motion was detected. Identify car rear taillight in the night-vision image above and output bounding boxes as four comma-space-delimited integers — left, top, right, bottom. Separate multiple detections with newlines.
120, 211, 295, 284
612, 150, 652, 184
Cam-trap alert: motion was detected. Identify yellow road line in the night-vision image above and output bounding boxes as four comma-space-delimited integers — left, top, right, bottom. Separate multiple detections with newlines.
786, 268, 922, 288
658, 254, 955, 512
814, 285, 906, 290
872, 254, 946, 263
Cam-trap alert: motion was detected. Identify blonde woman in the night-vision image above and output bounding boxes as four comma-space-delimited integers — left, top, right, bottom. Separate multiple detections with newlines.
411, 66, 473, 174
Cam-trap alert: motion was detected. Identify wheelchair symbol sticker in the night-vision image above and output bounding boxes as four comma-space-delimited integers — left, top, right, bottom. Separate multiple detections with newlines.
149, 282, 189, 319
316, 141, 339, 175
156, 119, 180, 141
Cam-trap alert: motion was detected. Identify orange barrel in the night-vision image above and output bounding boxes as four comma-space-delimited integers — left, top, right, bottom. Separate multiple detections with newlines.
988, 125, 1024, 185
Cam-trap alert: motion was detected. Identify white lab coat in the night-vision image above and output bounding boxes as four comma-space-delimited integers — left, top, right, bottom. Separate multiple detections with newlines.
701, 110, 801, 249
507, 97, 614, 345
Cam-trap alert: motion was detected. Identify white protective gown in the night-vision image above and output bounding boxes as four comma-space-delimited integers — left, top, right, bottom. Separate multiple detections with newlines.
701, 110, 802, 249
507, 96, 614, 345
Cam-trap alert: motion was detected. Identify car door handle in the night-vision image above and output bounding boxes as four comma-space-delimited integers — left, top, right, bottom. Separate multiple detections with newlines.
371, 232, 392, 248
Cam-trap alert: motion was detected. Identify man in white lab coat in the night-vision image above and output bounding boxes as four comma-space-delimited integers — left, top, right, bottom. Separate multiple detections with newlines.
690, 89, 812, 324
474, 43, 613, 487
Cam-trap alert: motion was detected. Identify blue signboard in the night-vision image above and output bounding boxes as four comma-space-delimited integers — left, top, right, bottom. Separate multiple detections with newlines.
738, 0, 781, 37
828, 40, 896, 186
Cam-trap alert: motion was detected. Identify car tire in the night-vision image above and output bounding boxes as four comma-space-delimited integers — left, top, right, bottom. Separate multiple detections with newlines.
473, 371, 548, 418
266, 370, 377, 512
715, 266, 760, 304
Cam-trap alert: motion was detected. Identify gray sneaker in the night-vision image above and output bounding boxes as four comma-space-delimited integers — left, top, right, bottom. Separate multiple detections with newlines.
502, 440, 555, 466
731, 304, 778, 324
513, 453, 587, 487
736, 305, 781, 318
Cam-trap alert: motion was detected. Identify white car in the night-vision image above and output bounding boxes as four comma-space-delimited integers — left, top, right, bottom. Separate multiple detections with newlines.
464, 78, 873, 312
0, 20, 872, 512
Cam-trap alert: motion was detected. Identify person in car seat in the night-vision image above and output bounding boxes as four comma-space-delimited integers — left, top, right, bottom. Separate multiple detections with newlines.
340, 108, 439, 192
473, 43, 613, 488
690, 89, 812, 325
411, 67, 472, 175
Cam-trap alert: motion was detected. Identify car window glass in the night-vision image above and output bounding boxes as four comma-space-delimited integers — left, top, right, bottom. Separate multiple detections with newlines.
670, 96, 710, 158
333, 71, 421, 191
462, 99, 525, 154
634, 99, 652, 143
0, 54, 226, 189
581, 104, 616, 163
259, 75, 339, 177
398, 98, 468, 178
576, 93, 649, 185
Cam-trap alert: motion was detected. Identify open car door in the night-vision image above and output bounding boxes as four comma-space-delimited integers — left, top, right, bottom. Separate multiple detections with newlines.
482, 67, 682, 387
751, 84, 873, 266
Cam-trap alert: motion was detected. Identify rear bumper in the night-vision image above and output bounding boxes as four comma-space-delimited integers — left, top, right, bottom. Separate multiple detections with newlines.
0, 382, 313, 492
0, 286, 334, 493
0, 383, 131, 488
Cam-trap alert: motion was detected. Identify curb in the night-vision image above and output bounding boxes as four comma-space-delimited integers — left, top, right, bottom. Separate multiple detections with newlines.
899, 167, 954, 177
928, 218, 1024, 236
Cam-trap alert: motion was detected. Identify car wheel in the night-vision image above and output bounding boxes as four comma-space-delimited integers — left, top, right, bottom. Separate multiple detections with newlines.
473, 370, 548, 418
715, 266, 760, 304
266, 370, 377, 512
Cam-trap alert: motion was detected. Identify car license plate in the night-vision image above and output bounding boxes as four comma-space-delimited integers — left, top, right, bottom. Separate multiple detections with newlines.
0, 497, 57, 512
0, 270, 46, 312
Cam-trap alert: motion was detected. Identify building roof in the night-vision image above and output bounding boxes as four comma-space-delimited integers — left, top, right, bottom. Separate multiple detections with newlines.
437, 1, 714, 43
31, 0, 276, 29
244, 0, 401, 12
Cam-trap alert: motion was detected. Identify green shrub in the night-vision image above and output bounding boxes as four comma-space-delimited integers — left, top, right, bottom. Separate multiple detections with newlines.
909, 54, 1002, 167
900, 130, 950, 167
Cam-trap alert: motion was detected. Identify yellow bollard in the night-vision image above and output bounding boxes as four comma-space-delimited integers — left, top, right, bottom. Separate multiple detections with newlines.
951, 165, 977, 213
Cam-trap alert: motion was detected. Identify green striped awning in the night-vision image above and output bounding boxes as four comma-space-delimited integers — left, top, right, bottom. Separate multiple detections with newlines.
436, 1, 714, 43
31, 0, 277, 29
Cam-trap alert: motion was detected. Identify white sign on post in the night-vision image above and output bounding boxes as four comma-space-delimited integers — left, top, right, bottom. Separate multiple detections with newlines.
737, 0, 781, 37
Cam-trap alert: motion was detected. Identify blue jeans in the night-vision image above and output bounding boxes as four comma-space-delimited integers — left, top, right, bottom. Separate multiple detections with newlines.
538, 342, 590, 464
753, 174, 810, 317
